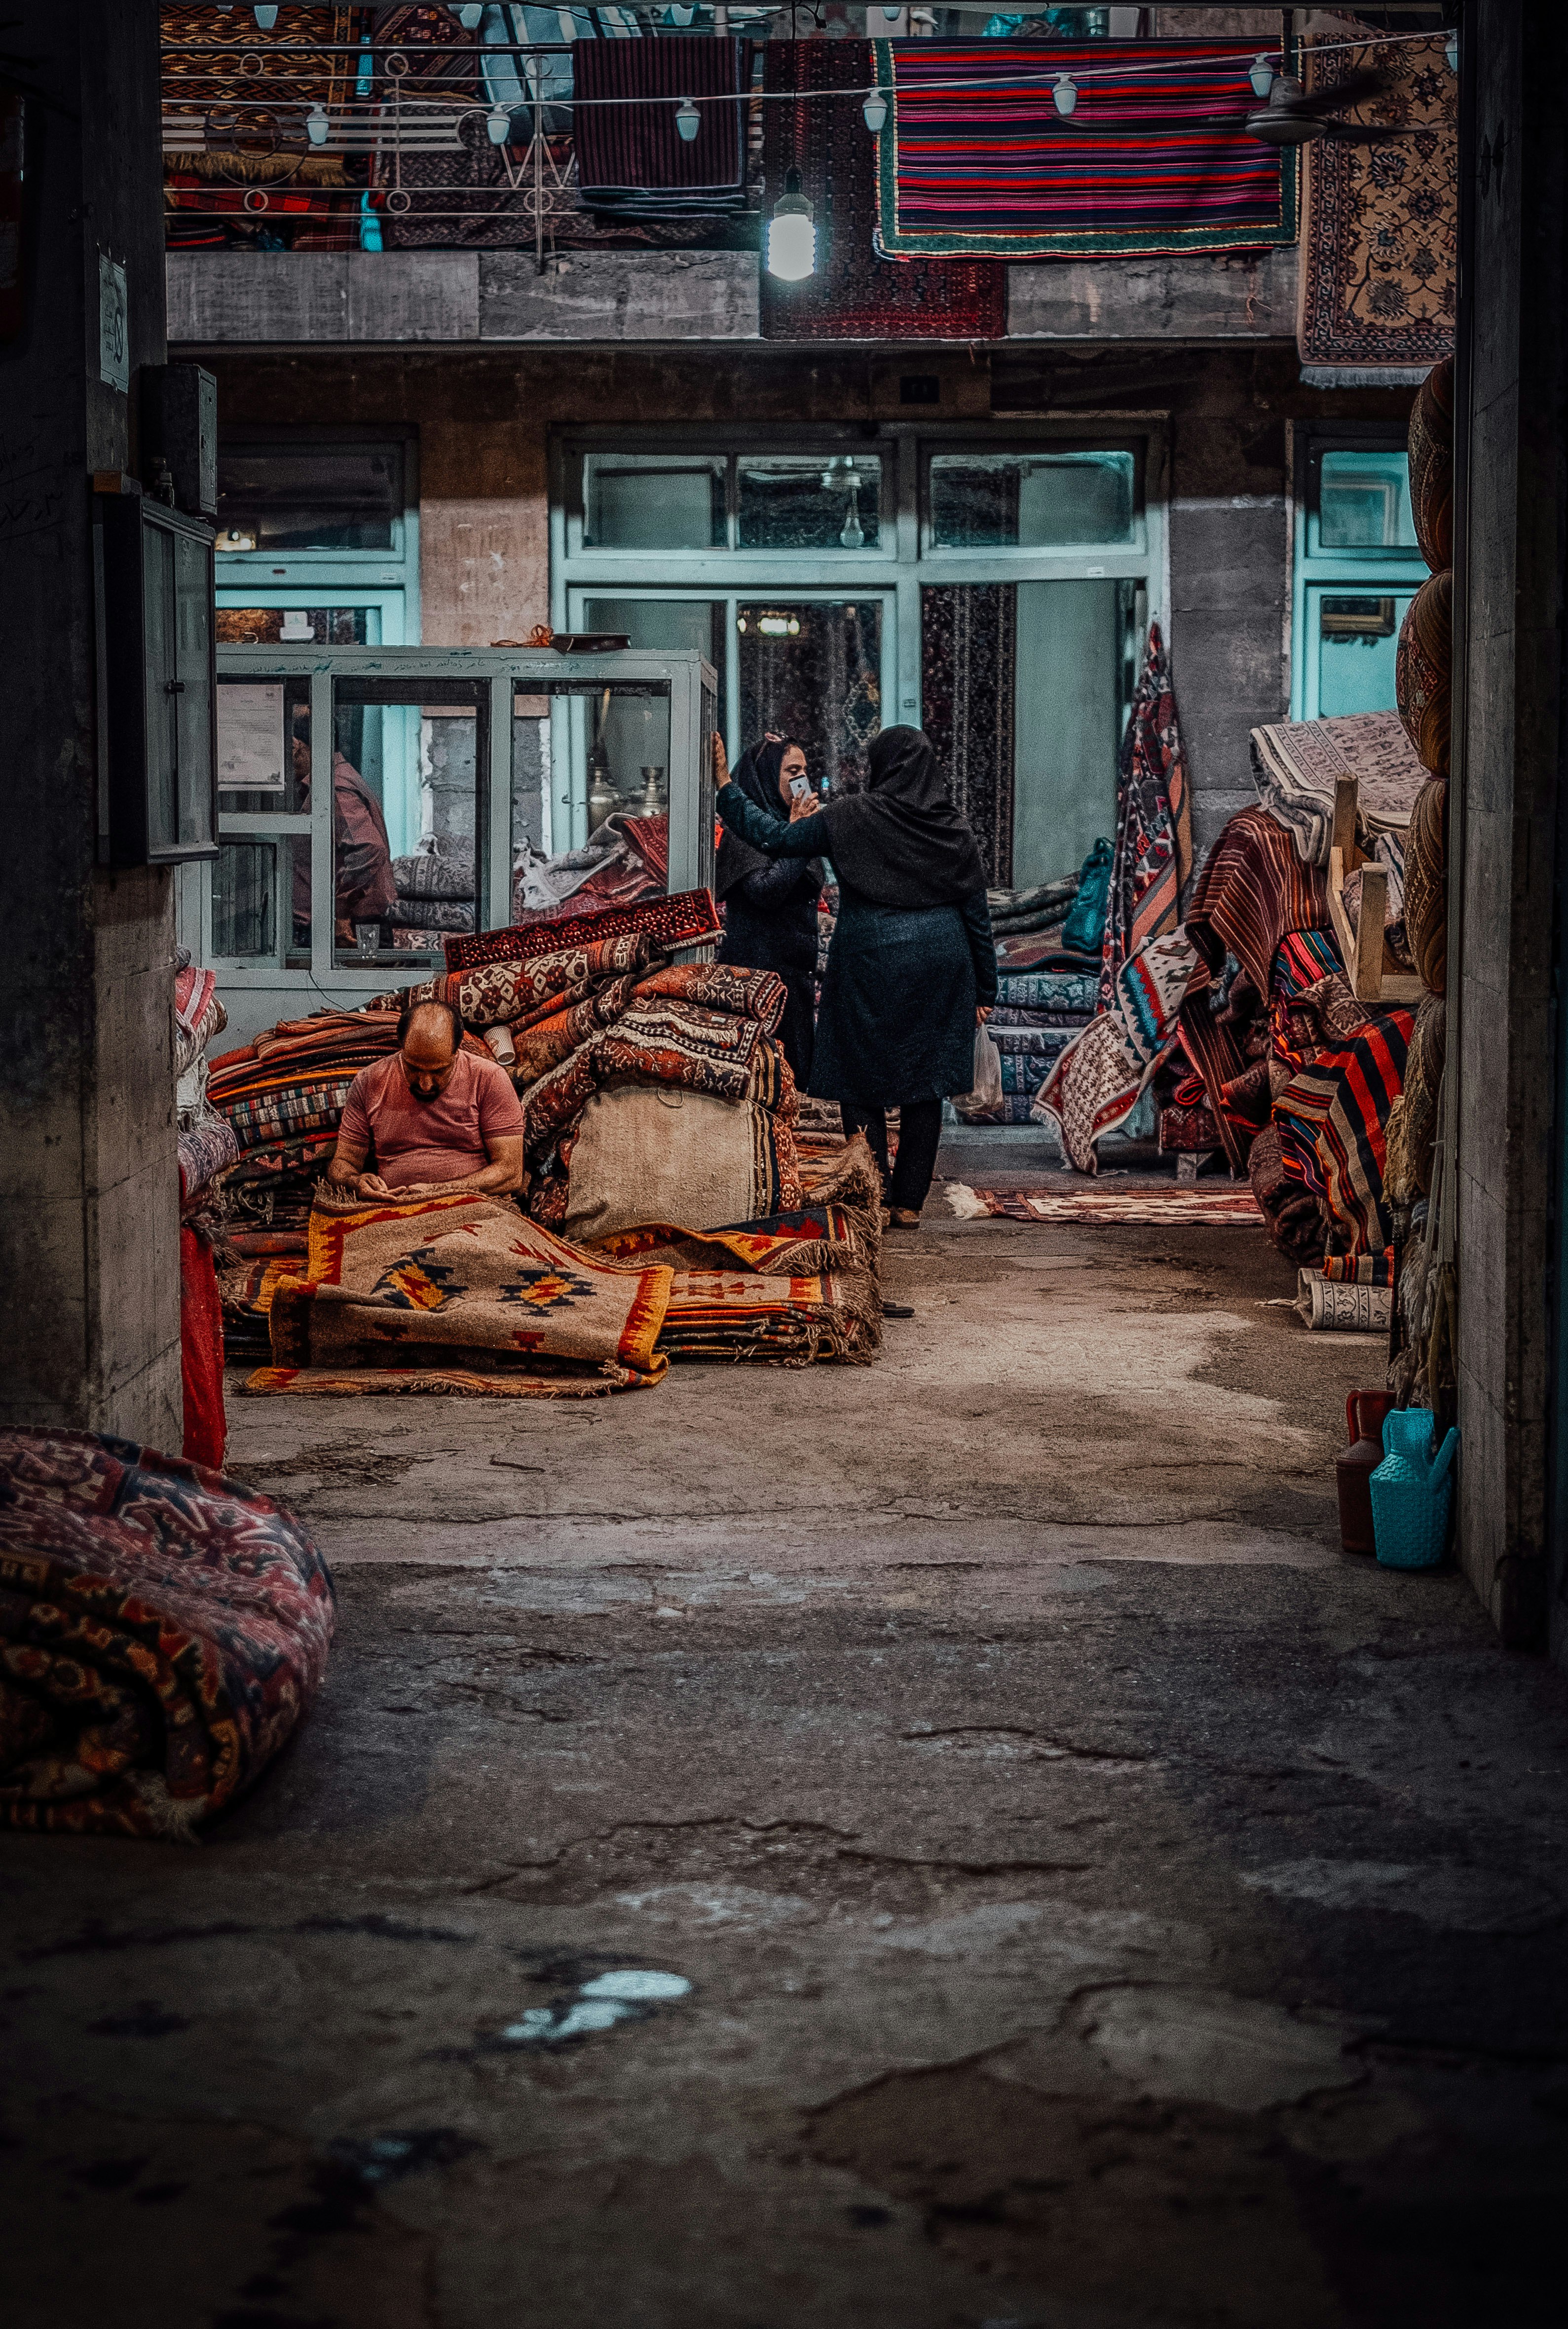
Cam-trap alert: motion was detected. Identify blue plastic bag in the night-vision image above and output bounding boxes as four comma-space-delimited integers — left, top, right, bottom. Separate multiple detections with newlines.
1061, 837, 1114, 956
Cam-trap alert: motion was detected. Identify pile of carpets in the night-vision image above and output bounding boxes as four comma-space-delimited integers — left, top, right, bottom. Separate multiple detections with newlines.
174, 955, 235, 1470
205, 889, 882, 1389
0, 1427, 332, 1840
246, 1138, 881, 1399
390, 840, 476, 941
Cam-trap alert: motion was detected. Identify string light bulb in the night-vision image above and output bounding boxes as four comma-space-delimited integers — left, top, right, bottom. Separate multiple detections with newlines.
668, 3, 696, 20
882, 6, 901, 19
252, 3, 278, 26
766, 166, 817, 283
1052, 73, 1078, 119
306, 103, 329, 146
486, 101, 511, 145
1249, 54, 1276, 99
457, 4, 485, 23
1445, 32, 1458, 71
863, 88, 887, 135
675, 97, 700, 142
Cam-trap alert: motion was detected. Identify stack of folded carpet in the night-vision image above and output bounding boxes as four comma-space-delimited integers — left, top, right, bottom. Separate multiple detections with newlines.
390, 841, 476, 942
961, 963, 1101, 1126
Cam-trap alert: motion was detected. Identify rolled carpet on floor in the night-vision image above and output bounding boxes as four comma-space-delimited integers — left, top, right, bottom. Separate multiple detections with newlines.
0, 1430, 333, 1841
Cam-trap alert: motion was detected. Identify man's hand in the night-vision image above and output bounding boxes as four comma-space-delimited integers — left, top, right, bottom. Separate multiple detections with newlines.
976, 1007, 993, 1025
711, 732, 730, 788
354, 1171, 394, 1199
789, 790, 821, 824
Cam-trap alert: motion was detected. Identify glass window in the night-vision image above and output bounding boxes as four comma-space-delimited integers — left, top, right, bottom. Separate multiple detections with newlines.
738, 455, 882, 551
214, 443, 402, 554
582, 455, 725, 551
737, 601, 882, 796
216, 608, 375, 647
212, 843, 279, 960
1318, 450, 1417, 550
930, 451, 1137, 549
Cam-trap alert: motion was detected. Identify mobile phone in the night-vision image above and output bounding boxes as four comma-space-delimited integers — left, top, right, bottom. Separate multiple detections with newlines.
789, 776, 811, 799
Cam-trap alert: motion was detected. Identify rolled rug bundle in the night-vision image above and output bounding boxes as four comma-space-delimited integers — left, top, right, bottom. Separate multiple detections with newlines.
1385, 992, 1447, 1206
1402, 777, 1448, 996
1396, 570, 1452, 779
1408, 356, 1454, 573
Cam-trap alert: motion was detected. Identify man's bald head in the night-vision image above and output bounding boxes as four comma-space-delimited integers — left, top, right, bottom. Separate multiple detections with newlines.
397, 998, 463, 1103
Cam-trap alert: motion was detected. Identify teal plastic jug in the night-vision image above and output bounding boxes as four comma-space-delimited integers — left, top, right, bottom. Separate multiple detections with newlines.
1369, 1409, 1457, 1570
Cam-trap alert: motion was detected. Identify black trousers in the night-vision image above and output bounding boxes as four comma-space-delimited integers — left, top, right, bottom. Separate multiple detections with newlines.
841, 1097, 944, 1213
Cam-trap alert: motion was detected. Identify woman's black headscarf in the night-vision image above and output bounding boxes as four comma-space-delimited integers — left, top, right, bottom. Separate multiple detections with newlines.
813, 726, 986, 910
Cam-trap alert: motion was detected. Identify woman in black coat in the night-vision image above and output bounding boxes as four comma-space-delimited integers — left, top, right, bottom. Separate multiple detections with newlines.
714, 735, 823, 1090
714, 725, 997, 1225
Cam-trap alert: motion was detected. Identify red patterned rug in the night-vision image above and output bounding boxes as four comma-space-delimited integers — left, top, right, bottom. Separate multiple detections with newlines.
0, 1430, 333, 1840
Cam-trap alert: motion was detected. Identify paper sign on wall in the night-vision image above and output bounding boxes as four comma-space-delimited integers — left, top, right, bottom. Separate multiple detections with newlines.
217, 682, 287, 792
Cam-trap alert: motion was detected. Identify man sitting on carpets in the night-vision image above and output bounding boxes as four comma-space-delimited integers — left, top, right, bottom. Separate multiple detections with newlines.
327, 999, 526, 1204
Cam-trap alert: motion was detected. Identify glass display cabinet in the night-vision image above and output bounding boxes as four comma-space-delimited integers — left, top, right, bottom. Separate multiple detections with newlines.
185, 645, 716, 1043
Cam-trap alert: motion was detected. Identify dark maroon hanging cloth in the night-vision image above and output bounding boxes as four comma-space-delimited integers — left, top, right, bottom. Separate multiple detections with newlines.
761, 39, 1006, 342
574, 36, 750, 207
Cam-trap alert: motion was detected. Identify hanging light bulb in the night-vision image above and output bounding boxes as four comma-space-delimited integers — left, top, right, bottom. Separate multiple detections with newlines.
1249, 54, 1275, 99
252, 3, 279, 26
486, 101, 511, 145
457, 4, 485, 23
766, 166, 817, 282
668, 2, 696, 21
882, 6, 901, 19
863, 88, 887, 135
675, 96, 700, 143
306, 103, 330, 147
1445, 31, 1458, 71
1052, 73, 1078, 119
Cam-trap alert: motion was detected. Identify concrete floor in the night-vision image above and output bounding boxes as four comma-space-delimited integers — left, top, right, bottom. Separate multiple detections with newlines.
5, 1191, 1567, 2327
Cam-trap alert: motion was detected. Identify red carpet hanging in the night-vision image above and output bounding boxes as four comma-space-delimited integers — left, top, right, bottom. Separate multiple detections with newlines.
873, 39, 1298, 259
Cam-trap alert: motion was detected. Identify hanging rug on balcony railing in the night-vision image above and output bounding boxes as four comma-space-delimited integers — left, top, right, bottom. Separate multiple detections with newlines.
873, 38, 1298, 260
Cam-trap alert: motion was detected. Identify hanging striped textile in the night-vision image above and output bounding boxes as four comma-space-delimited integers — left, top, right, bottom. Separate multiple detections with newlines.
873, 39, 1298, 259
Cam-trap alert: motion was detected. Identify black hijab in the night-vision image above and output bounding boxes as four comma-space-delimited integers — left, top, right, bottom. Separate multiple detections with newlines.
716, 738, 823, 903
814, 726, 986, 910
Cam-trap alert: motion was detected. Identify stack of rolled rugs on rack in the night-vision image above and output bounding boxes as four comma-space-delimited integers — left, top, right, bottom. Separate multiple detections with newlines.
956, 870, 1095, 1125
208, 891, 882, 1395
1385, 358, 1454, 1399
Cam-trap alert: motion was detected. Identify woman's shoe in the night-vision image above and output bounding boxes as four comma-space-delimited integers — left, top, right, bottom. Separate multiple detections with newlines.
888, 1207, 922, 1228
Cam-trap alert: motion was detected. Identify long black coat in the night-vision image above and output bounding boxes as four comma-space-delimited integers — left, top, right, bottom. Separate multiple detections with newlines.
716, 786, 998, 1109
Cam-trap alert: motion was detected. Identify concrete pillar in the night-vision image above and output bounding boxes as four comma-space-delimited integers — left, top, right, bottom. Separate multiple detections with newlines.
1453, 0, 1568, 1646
0, 4, 181, 1446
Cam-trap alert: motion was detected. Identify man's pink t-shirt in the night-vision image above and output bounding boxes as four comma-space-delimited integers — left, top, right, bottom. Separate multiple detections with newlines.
338, 1050, 525, 1189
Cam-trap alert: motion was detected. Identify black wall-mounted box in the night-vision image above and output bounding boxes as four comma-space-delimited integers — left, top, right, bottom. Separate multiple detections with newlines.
141, 362, 219, 519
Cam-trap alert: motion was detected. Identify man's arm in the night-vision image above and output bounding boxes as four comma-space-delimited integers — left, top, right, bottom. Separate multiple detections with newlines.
326, 1131, 394, 1201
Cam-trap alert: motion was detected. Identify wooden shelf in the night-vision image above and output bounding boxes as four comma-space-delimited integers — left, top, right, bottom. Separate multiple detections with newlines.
1326, 775, 1423, 1008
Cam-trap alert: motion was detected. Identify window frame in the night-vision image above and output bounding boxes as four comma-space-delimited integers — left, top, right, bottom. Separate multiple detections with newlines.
553, 420, 1167, 778
1291, 421, 1428, 721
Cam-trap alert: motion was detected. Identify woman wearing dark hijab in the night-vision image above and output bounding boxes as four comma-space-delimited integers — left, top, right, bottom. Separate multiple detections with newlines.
715, 733, 823, 1089
714, 725, 997, 1225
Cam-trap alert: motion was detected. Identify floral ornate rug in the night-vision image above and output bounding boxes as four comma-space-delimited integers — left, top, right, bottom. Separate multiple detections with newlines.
0, 1429, 333, 1840
1296, 35, 1456, 382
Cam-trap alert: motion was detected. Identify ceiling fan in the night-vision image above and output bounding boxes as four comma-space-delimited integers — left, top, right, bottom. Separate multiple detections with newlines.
1245, 70, 1405, 147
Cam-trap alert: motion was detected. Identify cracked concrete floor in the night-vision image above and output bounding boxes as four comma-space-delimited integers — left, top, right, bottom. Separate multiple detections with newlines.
5, 1209, 1568, 2328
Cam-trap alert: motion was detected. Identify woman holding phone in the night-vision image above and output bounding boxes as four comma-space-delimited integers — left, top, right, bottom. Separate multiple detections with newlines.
714, 725, 996, 1226
714, 733, 824, 1089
